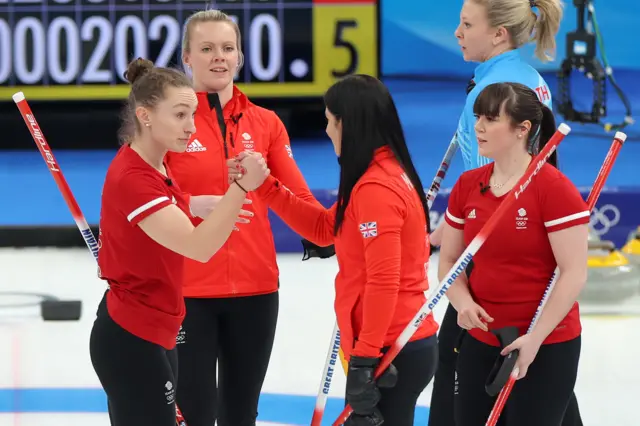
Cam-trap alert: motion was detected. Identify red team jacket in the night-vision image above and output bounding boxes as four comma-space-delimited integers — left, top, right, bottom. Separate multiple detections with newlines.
445, 162, 590, 347
256, 147, 439, 360
165, 86, 319, 298
97, 145, 190, 350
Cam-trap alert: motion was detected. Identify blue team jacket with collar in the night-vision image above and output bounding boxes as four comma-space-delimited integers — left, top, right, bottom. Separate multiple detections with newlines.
455, 49, 553, 170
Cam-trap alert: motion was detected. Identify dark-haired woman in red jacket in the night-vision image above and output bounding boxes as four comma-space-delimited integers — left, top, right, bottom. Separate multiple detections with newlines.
233, 74, 439, 426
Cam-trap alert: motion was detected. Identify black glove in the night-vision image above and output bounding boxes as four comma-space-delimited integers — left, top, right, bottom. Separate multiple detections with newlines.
345, 355, 398, 425
345, 408, 384, 426
300, 238, 336, 260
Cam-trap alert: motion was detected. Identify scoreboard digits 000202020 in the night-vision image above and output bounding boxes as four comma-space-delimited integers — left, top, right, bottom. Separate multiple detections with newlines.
0, 0, 379, 100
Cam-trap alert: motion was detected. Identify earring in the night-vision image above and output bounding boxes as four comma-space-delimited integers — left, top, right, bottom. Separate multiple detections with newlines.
145, 123, 150, 127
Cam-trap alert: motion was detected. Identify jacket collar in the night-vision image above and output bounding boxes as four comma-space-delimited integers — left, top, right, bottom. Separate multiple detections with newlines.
373, 145, 394, 161
337, 146, 393, 166
195, 85, 250, 119
473, 49, 520, 83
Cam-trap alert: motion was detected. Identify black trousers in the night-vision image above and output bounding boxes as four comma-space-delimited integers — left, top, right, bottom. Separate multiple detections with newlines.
428, 303, 583, 426
176, 291, 279, 426
347, 335, 439, 426
89, 293, 179, 426
455, 332, 581, 426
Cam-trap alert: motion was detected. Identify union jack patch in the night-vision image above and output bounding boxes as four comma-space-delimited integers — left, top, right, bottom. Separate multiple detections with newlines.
359, 222, 378, 238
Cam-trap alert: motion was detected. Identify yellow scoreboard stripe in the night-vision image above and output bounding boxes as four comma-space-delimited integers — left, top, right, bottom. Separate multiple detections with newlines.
0, 4, 378, 102
0, 82, 341, 101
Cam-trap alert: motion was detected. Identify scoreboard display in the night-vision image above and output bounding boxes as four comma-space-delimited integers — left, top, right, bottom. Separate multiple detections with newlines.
0, 0, 378, 101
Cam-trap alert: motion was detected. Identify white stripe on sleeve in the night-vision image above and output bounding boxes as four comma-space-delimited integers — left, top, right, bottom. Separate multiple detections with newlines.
446, 209, 465, 225
127, 196, 170, 222
544, 210, 590, 228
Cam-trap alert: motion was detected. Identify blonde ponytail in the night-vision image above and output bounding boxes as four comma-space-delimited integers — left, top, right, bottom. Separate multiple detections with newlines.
531, 0, 564, 62
472, 0, 564, 62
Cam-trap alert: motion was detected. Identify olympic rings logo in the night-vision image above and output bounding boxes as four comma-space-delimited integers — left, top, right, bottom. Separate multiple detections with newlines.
516, 221, 527, 227
590, 204, 620, 236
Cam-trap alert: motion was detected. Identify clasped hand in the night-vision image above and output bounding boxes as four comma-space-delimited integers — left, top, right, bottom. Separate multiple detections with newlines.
226, 151, 270, 190
189, 152, 269, 231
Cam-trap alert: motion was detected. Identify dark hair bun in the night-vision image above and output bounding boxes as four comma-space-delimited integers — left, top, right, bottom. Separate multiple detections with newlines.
124, 57, 154, 84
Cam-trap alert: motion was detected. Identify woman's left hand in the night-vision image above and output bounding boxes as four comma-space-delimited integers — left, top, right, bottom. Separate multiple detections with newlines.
500, 333, 544, 380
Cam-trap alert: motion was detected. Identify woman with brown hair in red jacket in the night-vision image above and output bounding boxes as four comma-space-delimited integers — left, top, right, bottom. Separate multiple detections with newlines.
164, 9, 328, 426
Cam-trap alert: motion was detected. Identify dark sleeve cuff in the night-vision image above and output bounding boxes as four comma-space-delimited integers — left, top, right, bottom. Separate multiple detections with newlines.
301, 238, 336, 260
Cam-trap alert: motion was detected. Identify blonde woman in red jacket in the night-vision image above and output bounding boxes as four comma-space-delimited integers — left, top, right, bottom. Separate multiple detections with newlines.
164, 9, 328, 426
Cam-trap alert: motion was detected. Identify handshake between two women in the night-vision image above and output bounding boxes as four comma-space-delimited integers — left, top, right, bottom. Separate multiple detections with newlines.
189, 151, 270, 230
227, 151, 270, 191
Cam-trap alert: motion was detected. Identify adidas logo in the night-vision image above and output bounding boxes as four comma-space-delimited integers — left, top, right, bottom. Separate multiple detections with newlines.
468, 209, 476, 219
186, 139, 206, 153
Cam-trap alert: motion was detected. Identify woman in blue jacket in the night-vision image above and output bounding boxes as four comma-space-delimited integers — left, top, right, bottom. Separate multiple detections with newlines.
428, 0, 584, 425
